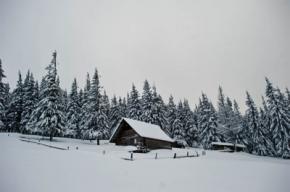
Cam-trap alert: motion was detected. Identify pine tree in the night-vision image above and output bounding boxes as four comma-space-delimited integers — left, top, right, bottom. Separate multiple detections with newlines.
258, 107, 275, 156
82, 69, 109, 140
197, 93, 221, 149
140, 80, 153, 123
118, 97, 127, 118
108, 96, 122, 134
98, 92, 110, 139
232, 100, 247, 145
245, 91, 268, 155
172, 101, 185, 140
60, 89, 68, 112
183, 100, 198, 147
26, 51, 65, 140
217, 87, 237, 142
224, 97, 240, 143
83, 73, 91, 104
79, 73, 91, 136
20, 71, 37, 133
6, 72, 24, 132
102, 91, 111, 117
217, 86, 228, 126
151, 86, 167, 129
244, 91, 258, 153
265, 78, 290, 158
165, 95, 177, 137
66, 78, 81, 138
127, 84, 142, 120
79, 89, 84, 106
0, 59, 7, 130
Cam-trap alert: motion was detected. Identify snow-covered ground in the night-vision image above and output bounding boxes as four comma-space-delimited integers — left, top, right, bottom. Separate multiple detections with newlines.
0, 133, 290, 192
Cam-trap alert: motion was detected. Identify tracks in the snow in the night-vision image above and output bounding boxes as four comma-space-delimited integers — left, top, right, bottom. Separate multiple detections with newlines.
19, 138, 68, 150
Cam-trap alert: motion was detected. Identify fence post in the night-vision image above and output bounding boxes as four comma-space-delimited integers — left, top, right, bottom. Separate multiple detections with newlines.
130, 152, 133, 161
155, 153, 158, 159
173, 153, 176, 159
187, 151, 189, 157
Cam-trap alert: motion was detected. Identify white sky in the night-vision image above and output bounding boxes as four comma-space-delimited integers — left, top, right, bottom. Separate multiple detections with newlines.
0, 0, 290, 112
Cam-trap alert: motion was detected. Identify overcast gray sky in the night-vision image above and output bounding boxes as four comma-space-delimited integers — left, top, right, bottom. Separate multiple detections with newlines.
0, 0, 290, 112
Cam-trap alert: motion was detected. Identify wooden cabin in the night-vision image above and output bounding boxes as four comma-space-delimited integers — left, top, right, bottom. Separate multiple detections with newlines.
109, 118, 174, 149
211, 142, 246, 152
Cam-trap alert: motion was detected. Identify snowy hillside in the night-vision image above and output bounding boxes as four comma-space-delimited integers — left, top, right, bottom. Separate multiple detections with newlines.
0, 133, 289, 192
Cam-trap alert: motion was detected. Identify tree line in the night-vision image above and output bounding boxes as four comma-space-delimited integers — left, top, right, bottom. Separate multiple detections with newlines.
0, 52, 289, 158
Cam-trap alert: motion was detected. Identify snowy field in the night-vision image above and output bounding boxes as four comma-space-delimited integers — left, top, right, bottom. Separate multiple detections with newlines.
0, 133, 290, 192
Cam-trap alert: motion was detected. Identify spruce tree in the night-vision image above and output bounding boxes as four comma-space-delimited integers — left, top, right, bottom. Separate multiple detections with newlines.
172, 101, 185, 141
98, 93, 110, 139
82, 69, 109, 140
66, 78, 81, 138
26, 51, 65, 140
217, 86, 228, 126
140, 80, 153, 123
258, 107, 275, 156
102, 91, 111, 117
183, 100, 198, 146
0, 59, 7, 130
127, 84, 142, 120
217, 87, 237, 142
265, 78, 290, 158
79, 73, 91, 135
108, 95, 122, 134
245, 91, 267, 155
165, 95, 177, 137
118, 97, 127, 118
20, 71, 36, 132
6, 72, 23, 132
39, 77, 47, 100
197, 93, 221, 149
232, 100, 247, 145
151, 86, 167, 129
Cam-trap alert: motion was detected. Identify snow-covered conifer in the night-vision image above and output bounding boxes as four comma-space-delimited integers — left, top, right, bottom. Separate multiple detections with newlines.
82, 69, 109, 140
6, 72, 23, 132
265, 78, 290, 158
20, 71, 36, 132
151, 86, 167, 129
108, 96, 122, 134
183, 100, 198, 146
0, 59, 7, 130
197, 93, 221, 149
26, 51, 65, 140
245, 91, 268, 155
127, 84, 142, 120
165, 95, 177, 137
66, 78, 81, 138
140, 80, 153, 123
172, 101, 185, 140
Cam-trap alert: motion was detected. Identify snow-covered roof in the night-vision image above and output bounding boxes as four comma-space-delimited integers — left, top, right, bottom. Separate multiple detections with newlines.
110, 118, 174, 143
211, 142, 246, 148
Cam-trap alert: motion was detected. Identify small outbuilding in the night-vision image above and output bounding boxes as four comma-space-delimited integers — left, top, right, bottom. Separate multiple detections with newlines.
211, 142, 246, 152
109, 118, 174, 149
